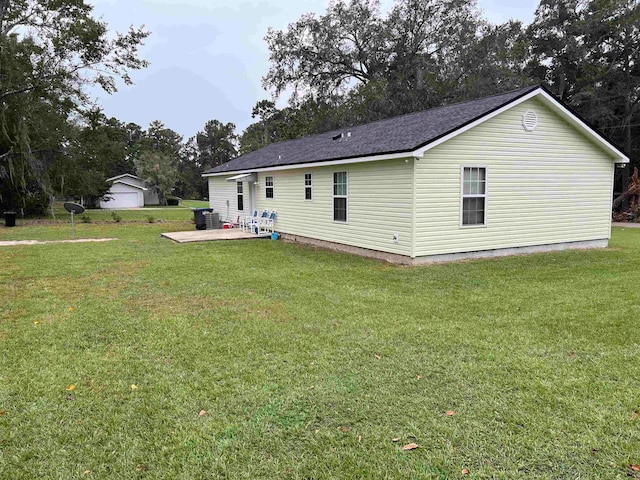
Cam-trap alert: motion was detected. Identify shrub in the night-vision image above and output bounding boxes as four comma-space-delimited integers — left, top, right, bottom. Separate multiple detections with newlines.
166, 195, 181, 206
80, 214, 92, 223
145, 215, 155, 223
110, 210, 122, 223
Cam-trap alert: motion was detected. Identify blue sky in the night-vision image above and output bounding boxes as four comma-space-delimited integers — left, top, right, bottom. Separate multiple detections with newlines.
90, 0, 540, 138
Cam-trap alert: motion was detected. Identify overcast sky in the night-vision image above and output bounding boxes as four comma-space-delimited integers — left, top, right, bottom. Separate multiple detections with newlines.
90, 0, 540, 139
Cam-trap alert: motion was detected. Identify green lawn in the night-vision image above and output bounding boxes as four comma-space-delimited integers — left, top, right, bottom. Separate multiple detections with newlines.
0, 222, 639, 479
3, 205, 196, 241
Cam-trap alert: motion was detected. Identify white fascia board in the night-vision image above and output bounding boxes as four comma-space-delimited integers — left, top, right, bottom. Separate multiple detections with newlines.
202, 151, 418, 177
226, 173, 257, 182
107, 173, 141, 182
414, 88, 629, 163
534, 89, 629, 163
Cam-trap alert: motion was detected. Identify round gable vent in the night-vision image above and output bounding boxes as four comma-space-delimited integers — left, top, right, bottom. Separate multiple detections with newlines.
522, 110, 538, 132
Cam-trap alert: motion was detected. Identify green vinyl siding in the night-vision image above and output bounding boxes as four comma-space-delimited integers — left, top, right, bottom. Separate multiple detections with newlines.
413, 97, 615, 257
256, 159, 413, 255
206, 96, 617, 260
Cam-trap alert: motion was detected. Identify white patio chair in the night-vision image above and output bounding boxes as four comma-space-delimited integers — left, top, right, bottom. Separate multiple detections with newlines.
247, 209, 268, 234
240, 210, 258, 231
257, 211, 277, 234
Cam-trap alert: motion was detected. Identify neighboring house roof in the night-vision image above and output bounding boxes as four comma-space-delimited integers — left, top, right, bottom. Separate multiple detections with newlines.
111, 180, 148, 191
106, 173, 143, 183
204, 85, 628, 176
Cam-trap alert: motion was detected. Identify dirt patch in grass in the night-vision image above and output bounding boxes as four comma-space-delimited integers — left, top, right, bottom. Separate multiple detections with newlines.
124, 292, 290, 324
0, 238, 117, 247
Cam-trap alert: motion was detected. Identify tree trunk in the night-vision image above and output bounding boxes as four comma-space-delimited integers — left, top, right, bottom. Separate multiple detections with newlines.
613, 190, 631, 210
49, 194, 56, 219
0, 0, 9, 35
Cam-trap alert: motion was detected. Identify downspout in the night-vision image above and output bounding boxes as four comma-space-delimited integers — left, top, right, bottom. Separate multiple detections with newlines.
609, 163, 615, 240
411, 156, 418, 259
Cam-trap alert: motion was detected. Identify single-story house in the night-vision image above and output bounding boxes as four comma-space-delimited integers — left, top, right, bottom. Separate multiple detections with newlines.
203, 85, 629, 264
100, 174, 160, 209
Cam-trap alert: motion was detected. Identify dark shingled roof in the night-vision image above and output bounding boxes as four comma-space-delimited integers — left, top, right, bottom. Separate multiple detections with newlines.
205, 85, 541, 175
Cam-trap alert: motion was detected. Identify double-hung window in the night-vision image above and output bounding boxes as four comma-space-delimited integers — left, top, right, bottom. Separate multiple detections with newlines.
265, 176, 274, 198
333, 172, 347, 222
304, 173, 312, 200
461, 166, 487, 226
237, 182, 244, 211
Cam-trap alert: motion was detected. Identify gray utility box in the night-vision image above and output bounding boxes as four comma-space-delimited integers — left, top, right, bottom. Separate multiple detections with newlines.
192, 207, 213, 230
203, 212, 220, 229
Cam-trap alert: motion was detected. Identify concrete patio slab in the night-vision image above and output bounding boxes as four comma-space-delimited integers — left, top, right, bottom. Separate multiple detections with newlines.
161, 229, 270, 243
612, 222, 640, 228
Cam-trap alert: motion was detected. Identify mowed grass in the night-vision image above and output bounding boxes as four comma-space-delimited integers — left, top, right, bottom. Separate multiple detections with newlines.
2, 206, 196, 241
10, 201, 207, 228
0, 221, 639, 479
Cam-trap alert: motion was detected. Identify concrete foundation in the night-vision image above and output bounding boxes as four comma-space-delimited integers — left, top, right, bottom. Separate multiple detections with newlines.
279, 233, 609, 265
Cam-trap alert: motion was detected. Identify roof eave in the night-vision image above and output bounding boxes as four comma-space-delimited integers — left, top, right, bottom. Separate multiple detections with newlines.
111, 180, 148, 190
202, 151, 421, 177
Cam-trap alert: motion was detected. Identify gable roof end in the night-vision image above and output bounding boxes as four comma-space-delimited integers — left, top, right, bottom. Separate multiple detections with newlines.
106, 173, 143, 182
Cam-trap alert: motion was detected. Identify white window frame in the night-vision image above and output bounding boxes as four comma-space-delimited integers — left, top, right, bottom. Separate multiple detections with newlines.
237, 181, 244, 211
265, 175, 274, 199
460, 166, 488, 228
333, 171, 348, 223
304, 173, 313, 201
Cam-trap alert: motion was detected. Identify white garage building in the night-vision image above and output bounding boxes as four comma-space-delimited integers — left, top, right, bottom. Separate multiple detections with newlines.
99, 174, 150, 209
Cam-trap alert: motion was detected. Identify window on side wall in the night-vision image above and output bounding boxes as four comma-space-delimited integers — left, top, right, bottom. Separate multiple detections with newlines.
304, 173, 312, 200
265, 176, 274, 199
237, 182, 244, 211
333, 171, 347, 222
461, 166, 487, 226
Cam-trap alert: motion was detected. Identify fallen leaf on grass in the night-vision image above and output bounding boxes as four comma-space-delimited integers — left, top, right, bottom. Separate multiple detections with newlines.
83, 470, 90, 475
392, 437, 399, 442
130, 384, 138, 390
374, 354, 381, 360
198, 410, 207, 417
402, 443, 419, 451
358, 435, 362, 442
33, 321, 39, 325
69, 306, 75, 312
314, 429, 320, 434
446, 410, 456, 416
417, 374, 422, 380
338, 426, 350, 432
462, 468, 470, 475
66, 384, 76, 391
0, 410, 5, 415
631, 464, 640, 472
